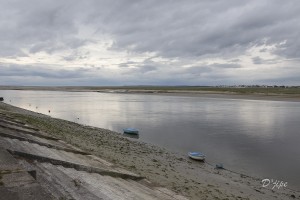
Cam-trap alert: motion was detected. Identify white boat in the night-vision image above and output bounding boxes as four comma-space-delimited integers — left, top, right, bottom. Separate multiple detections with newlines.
188, 152, 205, 161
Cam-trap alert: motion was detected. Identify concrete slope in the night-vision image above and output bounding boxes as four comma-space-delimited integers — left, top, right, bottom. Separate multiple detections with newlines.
0, 147, 54, 200
0, 112, 188, 200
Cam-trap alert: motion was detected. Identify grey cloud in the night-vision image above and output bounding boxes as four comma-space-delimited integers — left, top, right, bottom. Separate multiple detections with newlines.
273, 40, 300, 59
230, 59, 241, 63
86, 0, 300, 59
136, 65, 157, 73
118, 61, 138, 68
257, 75, 300, 86
252, 56, 279, 65
1, 0, 300, 86
252, 56, 264, 64
0, 63, 96, 79
0, 0, 87, 56
185, 66, 212, 75
62, 51, 90, 61
29, 38, 89, 55
123, 64, 157, 74
211, 63, 241, 69
120, 58, 160, 74
185, 63, 241, 75
2, 0, 300, 59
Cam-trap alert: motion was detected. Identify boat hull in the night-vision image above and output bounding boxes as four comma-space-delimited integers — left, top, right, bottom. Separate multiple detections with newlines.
188, 152, 205, 161
123, 128, 139, 135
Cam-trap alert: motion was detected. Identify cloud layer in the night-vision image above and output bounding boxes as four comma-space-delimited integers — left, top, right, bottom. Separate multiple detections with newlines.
1, 0, 300, 86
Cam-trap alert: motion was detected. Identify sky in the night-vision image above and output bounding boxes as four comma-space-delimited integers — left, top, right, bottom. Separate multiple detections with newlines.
0, 0, 300, 86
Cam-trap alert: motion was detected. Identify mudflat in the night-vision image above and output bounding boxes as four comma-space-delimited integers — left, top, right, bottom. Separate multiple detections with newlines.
1, 85, 300, 102
0, 102, 299, 199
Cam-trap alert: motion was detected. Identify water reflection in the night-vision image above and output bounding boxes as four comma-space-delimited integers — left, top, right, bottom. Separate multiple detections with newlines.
1, 90, 300, 189
123, 133, 140, 139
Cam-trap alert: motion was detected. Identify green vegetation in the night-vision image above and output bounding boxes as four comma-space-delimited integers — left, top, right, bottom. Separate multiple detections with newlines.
10, 113, 76, 141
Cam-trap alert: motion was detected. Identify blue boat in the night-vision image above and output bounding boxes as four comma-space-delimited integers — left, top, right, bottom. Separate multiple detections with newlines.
188, 152, 205, 161
123, 128, 139, 135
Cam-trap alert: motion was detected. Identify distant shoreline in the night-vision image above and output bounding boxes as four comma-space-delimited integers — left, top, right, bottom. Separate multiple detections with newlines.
1, 85, 300, 102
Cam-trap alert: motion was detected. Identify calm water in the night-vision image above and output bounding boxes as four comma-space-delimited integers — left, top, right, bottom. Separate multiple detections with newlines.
1, 90, 300, 189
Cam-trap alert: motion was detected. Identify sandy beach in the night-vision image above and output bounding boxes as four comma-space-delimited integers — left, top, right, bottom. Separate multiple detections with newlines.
0, 100, 299, 200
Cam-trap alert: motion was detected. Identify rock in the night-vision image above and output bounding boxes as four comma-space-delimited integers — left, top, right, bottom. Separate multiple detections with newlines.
177, 157, 184, 161
0, 97, 4, 101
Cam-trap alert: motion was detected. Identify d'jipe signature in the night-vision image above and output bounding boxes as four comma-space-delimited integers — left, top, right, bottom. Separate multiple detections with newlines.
261, 179, 287, 190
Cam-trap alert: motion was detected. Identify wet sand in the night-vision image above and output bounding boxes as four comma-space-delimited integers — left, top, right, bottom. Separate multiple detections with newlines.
0, 102, 299, 199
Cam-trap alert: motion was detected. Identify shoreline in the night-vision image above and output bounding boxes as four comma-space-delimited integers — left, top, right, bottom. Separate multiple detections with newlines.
0, 102, 299, 199
1, 86, 300, 102
116, 91, 300, 102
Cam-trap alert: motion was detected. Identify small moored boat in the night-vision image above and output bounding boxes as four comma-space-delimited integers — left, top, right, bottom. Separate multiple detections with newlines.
188, 152, 205, 161
123, 128, 139, 135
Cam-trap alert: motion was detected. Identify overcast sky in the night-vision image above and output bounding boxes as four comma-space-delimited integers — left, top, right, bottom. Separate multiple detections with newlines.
1, 0, 300, 86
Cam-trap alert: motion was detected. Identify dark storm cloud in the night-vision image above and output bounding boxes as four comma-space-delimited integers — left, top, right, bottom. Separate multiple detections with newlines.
0, 0, 88, 56
86, 0, 300, 59
2, 0, 300, 59
1, 0, 300, 86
